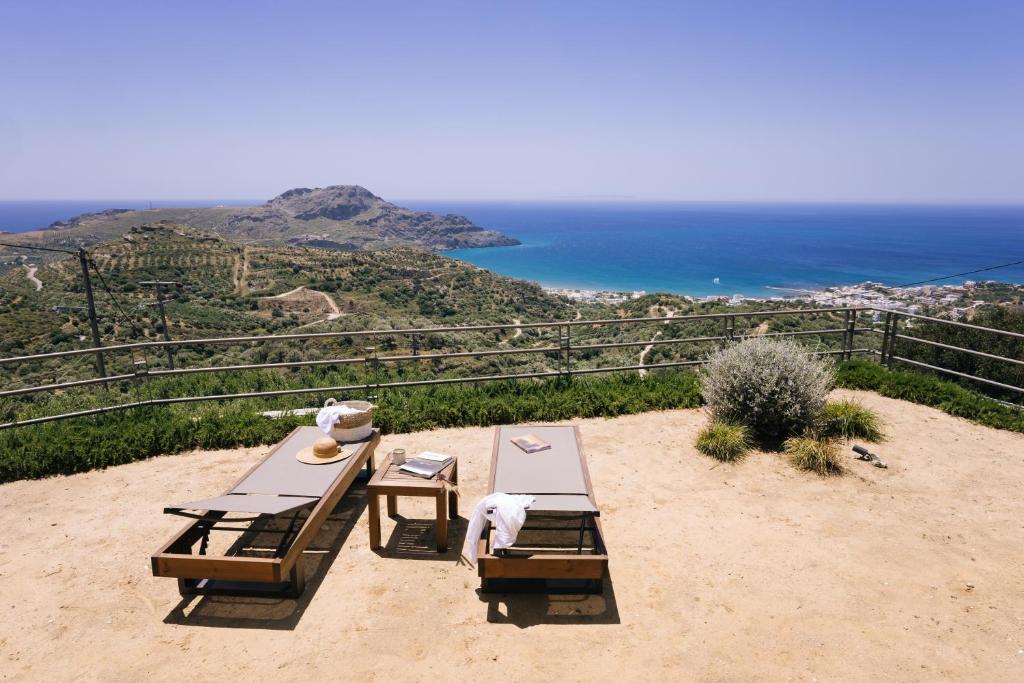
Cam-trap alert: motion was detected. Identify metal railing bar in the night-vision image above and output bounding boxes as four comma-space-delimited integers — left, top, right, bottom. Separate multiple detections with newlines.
571, 360, 706, 374
888, 356, 1024, 393
572, 336, 727, 352
571, 327, 870, 353
564, 307, 868, 328
0, 401, 150, 428
0, 370, 563, 429
146, 346, 563, 378
893, 334, 1024, 367
0, 307, 870, 365
758, 328, 847, 338
885, 310, 1024, 340
0, 372, 138, 399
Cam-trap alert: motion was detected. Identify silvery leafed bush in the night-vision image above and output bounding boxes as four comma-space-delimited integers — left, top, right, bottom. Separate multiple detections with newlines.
701, 337, 834, 443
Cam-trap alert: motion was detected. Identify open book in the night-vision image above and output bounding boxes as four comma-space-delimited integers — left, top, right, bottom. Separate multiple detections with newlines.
510, 434, 551, 453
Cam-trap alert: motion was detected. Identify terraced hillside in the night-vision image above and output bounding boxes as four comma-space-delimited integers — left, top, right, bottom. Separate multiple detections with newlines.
0, 224, 567, 387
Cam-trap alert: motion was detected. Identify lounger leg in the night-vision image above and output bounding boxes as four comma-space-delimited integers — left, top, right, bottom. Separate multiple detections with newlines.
435, 492, 448, 552
368, 492, 382, 550
286, 558, 305, 598
386, 495, 398, 517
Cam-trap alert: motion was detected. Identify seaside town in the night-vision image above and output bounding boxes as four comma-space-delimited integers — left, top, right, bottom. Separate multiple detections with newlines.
548, 280, 1023, 320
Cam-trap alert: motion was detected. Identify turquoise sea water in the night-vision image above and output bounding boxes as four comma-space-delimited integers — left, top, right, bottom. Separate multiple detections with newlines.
408, 201, 1024, 297
3, 200, 1022, 298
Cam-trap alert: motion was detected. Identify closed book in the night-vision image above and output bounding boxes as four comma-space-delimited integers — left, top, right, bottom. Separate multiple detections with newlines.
511, 434, 551, 453
399, 457, 450, 479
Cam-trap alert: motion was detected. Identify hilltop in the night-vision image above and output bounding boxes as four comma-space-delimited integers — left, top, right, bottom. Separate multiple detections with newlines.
0, 185, 518, 262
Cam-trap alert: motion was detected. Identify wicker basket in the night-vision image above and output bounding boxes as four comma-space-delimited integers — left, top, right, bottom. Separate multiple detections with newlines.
323, 398, 374, 442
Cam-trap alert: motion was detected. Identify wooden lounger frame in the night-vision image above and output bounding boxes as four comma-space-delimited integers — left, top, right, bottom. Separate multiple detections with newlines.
151, 428, 379, 597
477, 425, 608, 592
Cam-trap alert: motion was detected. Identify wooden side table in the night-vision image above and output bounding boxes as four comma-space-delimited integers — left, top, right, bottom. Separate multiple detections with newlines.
367, 454, 458, 552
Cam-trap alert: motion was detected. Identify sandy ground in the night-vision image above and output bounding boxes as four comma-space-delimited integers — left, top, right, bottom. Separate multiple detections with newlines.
1, 390, 1023, 682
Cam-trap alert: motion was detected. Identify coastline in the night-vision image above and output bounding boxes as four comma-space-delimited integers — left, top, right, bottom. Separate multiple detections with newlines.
544, 279, 1024, 318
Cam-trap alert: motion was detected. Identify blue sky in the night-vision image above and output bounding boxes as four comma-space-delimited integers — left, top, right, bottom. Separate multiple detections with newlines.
1, 1, 1021, 202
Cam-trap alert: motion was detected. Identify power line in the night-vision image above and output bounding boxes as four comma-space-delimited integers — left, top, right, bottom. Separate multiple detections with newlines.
897, 258, 1024, 288
86, 256, 146, 340
0, 240, 77, 255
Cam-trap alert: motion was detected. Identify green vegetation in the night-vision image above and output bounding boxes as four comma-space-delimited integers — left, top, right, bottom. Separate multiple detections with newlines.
784, 436, 843, 476
0, 371, 702, 482
701, 337, 834, 444
695, 422, 752, 462
895, 305, 1024, 402
816, 399, 884, 442
836, 359, 1024, 433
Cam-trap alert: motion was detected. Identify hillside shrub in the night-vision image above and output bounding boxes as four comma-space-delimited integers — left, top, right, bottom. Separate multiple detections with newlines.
785, 436, 843, 476
816, 399, 884, 441
695, 422, 752, 462
701, 337, 834, 444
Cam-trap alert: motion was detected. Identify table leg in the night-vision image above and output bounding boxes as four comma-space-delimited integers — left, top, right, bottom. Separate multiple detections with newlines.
368, 491, 381, 550
435, 492, 448, 552
386, 495, 398, 517
449, 461, 459, 519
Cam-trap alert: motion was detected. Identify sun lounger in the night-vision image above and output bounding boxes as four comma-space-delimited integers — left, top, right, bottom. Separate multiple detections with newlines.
152, 426, 379, 597
477, 425, 608, 592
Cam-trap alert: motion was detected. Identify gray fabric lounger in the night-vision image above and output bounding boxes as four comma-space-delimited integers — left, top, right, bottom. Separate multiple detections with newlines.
478, 425, 608, 592
152, 426, 379, 597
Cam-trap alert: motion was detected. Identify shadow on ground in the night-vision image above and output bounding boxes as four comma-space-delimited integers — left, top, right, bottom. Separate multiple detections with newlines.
477, 574, 620, 628
162, 486, 368, 631
376, 514, 468, 561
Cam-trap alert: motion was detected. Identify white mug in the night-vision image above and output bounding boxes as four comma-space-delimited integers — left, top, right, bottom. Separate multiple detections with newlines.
392, 448, 406, 465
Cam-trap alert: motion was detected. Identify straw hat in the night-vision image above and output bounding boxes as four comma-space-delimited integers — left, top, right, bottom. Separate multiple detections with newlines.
296, 437, 351, 465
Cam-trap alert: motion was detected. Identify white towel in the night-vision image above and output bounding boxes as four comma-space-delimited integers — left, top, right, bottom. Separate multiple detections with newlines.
315, 404, 365, 435
463, 492, 535, 565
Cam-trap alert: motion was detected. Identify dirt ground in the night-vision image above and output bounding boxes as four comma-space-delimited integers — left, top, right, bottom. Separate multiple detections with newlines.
1, 390, 1022, 682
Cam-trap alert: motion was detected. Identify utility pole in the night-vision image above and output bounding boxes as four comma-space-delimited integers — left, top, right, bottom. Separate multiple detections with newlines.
78, 248, 106, 380
140, 280, 181, 369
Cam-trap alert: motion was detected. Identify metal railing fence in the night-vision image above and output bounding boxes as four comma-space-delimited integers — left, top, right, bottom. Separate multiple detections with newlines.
0, 305, 1020, 430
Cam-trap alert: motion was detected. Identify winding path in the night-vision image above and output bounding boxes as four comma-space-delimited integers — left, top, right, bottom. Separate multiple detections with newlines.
263, 286, 345, 329
23, 264, 42, 291
638, 308, 676, 376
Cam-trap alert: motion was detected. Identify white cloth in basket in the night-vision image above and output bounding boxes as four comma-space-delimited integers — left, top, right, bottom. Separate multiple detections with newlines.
316, 404, 366, 435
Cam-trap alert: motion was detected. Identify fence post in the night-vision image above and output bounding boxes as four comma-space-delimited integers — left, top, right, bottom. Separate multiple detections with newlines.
564, 323, 572, 378
843, 309, 854, 360
880, 312, 895, 367
885, 313, 900, 368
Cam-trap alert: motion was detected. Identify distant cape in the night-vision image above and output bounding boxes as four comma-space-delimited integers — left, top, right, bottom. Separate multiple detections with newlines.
16, 185, 519, 253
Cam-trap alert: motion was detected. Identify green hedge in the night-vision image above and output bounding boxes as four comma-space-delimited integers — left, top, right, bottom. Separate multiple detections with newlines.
0, 371, 701, 482
1, 360, 1020, 483
835, 360, 1024, 433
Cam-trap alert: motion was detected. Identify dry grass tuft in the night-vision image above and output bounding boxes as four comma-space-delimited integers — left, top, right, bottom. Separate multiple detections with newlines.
785, 436, 843, 476
696, 422, 753, 462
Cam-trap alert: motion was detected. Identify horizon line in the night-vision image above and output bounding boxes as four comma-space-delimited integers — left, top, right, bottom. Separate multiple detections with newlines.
2, 196, 1024, 207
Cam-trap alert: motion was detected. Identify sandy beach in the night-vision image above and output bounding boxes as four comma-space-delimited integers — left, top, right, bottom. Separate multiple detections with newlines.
1, 389, 1022, 682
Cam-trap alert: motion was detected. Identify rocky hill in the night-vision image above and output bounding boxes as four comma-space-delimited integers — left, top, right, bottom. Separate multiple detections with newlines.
0, 186, 518, 265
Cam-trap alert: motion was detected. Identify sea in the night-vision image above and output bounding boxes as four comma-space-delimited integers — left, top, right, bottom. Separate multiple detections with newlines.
2, 200, 1022, 298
